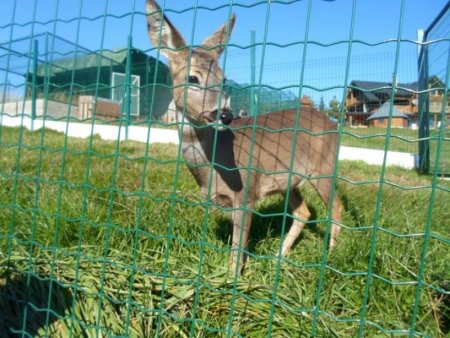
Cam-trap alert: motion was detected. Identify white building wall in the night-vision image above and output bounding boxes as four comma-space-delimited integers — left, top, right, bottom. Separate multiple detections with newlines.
1, 114, 416, 169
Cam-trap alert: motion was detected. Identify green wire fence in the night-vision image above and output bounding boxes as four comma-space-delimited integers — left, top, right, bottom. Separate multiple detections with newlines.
0, 0, 449, 337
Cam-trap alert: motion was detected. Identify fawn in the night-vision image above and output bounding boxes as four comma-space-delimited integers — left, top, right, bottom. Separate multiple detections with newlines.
146, 0, 343, 273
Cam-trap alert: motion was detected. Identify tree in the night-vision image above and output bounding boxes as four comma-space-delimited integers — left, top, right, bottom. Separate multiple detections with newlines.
328, 96, 340, 118
318, 96, 326, 111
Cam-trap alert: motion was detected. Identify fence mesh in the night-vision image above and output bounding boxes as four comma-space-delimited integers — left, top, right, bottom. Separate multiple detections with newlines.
0, 0, 449, 337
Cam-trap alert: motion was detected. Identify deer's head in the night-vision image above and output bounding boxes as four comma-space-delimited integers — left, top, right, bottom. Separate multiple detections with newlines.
146, 0, 236, 129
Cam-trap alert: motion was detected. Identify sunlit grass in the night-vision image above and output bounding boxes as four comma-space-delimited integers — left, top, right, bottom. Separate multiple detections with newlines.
0, 126, 449, 337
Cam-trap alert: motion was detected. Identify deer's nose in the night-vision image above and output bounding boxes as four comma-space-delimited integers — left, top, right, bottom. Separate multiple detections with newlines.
219, 110, 233, 125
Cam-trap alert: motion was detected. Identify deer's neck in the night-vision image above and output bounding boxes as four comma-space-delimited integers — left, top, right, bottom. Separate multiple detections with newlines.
176, 110, 244, 193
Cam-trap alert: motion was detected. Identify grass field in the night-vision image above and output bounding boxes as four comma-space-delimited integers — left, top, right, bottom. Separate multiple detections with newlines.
341, 127, 418, 153
0, 126, 449, 337
88, 119, 424, 153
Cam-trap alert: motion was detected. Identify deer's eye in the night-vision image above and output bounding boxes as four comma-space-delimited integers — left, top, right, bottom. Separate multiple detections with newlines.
188, 75, 199, 84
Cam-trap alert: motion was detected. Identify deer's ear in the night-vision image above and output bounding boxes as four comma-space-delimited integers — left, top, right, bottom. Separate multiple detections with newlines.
201, 14, 236, 59
146, 0, 187, 58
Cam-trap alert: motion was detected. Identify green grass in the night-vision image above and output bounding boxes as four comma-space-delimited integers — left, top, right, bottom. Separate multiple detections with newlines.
429, 127, 450, 176
0, 126, 449, 337
341, 126, 450, 175
341, 127, 419, 153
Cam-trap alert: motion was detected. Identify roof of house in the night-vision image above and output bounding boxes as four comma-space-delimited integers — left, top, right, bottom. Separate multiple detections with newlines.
410, 75, 448, 90
34, 48, 164, 77
349, 80, 417, 102
367, 102, 409, 120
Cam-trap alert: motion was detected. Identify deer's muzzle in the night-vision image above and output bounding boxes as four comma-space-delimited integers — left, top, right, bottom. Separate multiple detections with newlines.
204, 109, 233, 129
219, 110, 233, 126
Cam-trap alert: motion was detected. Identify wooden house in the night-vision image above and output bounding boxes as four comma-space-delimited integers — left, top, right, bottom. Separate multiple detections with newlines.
366, 102, 409, 128
345, 80, 417, 127
345, 77, 449, 128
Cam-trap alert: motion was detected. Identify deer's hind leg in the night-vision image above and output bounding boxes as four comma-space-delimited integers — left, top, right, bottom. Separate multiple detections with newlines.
281, 189, 311, 257
329, 195, 343, 250
230, 206, 253, 274
310, 177, 343, 250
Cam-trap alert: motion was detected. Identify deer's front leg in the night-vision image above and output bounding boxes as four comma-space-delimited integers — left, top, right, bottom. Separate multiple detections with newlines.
230, 207, 252, 274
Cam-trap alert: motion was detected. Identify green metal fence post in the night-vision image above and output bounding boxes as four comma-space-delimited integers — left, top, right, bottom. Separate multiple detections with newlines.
418, 29, 430, 173
125, 35, 133, 140
31, 39, 38, 130
250, 30, 256, 116
42, 32, 50, 118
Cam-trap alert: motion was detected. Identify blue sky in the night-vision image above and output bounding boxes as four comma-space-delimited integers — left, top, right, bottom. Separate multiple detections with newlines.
1, 0, 448, 105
